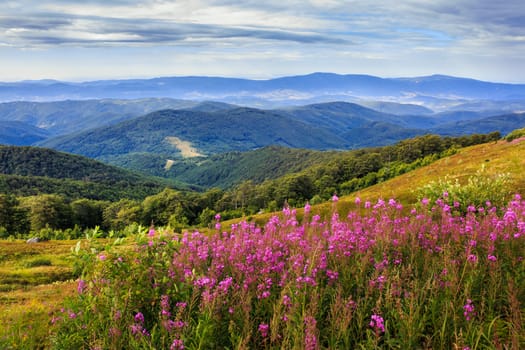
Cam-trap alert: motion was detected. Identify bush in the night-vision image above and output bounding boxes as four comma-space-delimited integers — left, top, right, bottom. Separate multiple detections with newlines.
417, 166, 512, 213
505, 128, 525, 142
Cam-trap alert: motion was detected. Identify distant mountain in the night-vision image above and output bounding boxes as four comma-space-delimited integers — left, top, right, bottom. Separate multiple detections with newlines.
280, 101, 435, 132
357, 101, 434, 116
0, 98, 237, 138
2, 73, 525, 110
38, 102, 523, 171
342, 121, 425, 148
39, 107, 349, 159
0, 145, 182, 200
431, 112, 525, 136
0, 121, 50, 145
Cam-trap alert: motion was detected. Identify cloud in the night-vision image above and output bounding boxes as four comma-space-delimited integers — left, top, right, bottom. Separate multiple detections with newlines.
0, 7, 349, 47
1, 0, 524, 82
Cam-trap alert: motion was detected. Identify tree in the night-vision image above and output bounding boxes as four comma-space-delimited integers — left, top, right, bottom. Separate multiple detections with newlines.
0, 194, 29, 236
103, 199, 142, 231
71, 199, 108, 229
20, 194, 72, 232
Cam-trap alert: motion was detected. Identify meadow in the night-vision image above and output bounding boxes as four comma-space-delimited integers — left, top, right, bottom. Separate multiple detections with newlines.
49, 193, 524, 349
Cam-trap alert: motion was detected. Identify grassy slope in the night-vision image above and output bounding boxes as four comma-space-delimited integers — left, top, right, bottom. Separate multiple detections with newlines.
225, 138, 525, 227
353, 138, 525, 202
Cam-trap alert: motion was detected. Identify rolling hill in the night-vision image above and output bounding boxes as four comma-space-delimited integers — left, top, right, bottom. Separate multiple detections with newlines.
0, 145, 184, 200
0, 121, 50, 145
0, 99, 237, 141
39, 108, 350, 159
430, 112, 525, 136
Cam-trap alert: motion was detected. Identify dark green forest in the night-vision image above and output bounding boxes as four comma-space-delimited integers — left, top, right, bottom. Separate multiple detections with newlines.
0, 132, 500, 239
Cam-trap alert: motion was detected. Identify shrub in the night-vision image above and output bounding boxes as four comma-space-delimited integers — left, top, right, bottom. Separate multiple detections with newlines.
417, 166, 512, 213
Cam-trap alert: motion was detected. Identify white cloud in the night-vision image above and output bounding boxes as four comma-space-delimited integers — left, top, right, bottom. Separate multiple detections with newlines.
0, 0, 524, 82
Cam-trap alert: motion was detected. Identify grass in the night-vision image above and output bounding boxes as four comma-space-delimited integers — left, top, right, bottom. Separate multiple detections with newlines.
0, 240, 77, 349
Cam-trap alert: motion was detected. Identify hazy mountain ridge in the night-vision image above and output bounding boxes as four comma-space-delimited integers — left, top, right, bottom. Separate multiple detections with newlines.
2, 73, 525, 111
0, 99, 235, 137
39, 108, 349, 158
0, 121, 50, 145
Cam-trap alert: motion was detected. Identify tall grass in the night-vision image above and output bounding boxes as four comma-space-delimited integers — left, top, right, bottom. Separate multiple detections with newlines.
51, 195, 525, 349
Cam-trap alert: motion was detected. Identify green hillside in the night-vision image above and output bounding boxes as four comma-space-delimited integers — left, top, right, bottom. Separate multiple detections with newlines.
109, 146, 336, 188
0, 146, 182, 201
40, 108, 348, 158
354, 136, 525, 202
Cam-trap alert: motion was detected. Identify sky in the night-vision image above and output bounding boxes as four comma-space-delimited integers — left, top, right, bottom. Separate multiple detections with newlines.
1, 0, 524, 83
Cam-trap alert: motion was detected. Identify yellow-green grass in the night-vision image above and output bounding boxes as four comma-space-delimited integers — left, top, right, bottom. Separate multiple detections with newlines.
0, 240, 77, 349
353, 138, 525, 201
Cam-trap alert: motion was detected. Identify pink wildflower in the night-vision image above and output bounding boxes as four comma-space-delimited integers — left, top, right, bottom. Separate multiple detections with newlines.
77, 279, 86, 294
463, 299, 476, 321
258, 323, 269, 338
370, 314, 385, 333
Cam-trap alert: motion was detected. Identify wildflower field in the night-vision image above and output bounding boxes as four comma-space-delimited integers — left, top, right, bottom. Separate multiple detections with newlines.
50, 194, 525, 349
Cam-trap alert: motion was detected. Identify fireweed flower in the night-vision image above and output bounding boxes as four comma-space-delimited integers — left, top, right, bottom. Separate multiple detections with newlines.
258, 323, 269, 338
170, 338, 184, 350
304, 202, 311, 214
332, 194, 339, 202
467, 254, 478, 263
77, 279, 86, 294
134, 312, 145, 324
304, 316, 318, 350
463, 299, 476, 321
369, 314, 385, 334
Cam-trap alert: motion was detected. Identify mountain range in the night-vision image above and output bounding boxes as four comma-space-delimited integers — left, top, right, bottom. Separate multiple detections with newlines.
2, 73, 525, 111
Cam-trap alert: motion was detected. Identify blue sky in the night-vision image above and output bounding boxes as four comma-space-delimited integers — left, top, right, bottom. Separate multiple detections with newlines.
1, 0, 524, 82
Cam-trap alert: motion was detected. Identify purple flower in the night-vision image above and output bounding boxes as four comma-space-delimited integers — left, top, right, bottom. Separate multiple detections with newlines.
304, 202, 311, 214
332, 194, 339, 202
463, 299, 476, 321
77, 279, 86, 294
369, 314, 385, 333
171, 338, 184, 350
134, 312, 145, 324
258, 323, 269, 338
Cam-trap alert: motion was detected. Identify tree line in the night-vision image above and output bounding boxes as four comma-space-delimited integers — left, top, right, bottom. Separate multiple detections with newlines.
0, 132, 500, 239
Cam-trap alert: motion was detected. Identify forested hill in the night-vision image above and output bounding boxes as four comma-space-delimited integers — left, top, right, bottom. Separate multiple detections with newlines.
39, 108, 348, 159
0, 146, 182, 200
